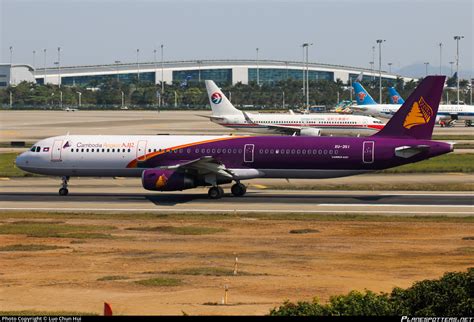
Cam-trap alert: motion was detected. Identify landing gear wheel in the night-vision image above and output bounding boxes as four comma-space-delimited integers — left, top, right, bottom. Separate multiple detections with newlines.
231, 183, 247, 197
208, 186, 224, 199
59, 176, 70, 196
59, 188, 69, 196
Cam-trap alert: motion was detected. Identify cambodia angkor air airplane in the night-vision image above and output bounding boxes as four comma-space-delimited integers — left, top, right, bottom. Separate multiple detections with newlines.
16, 76, 452, 199
352, 81, 474, 126
204, 80, 384, 137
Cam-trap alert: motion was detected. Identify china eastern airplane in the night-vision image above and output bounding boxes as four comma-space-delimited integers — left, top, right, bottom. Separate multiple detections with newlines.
352, 81, 474, 126
204, 80, 385, 137
16, 76, 452, 199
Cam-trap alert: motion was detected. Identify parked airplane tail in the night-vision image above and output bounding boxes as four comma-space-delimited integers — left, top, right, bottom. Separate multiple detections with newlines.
373, 76, 445, 140
205, 80, 241, 116
388, 87, 405, 104
352, 82, 377, 105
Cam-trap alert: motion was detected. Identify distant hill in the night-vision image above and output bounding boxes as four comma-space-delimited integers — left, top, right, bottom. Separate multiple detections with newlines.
395, 63, 473, 79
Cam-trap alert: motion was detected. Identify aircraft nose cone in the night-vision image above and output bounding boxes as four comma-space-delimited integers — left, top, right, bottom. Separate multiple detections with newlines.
15, 152, 28, 170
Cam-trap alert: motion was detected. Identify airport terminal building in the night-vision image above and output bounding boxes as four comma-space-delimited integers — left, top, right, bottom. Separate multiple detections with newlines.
1, 59, 408, 88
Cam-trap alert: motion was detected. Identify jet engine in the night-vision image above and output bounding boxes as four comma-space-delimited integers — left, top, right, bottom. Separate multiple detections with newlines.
141, 169, 197, 191
299, 128, 322, 136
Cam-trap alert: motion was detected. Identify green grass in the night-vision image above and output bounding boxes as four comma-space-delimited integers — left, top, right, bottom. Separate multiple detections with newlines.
0, 221, 116, 238
289, 229, 320, 234
163, 267, 240, 276
0, 211, 473, 223
0, 244, 68, 252
432, 135, 474, 141
97, 275, 129, 281
134, 277, 182, 287
0, 311, 98, 316
126, 225, 227, 235
269, 182, 474, 191
383, 153, 474, 173
0, 153, 36, 177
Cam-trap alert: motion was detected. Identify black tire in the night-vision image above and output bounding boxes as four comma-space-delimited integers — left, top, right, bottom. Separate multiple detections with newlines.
59, 188, 69, 196
208, 186, 223, 199
231, 183, 246, 197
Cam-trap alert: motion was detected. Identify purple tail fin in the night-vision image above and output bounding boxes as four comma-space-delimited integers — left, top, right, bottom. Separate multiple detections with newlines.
373, 76, 445, 140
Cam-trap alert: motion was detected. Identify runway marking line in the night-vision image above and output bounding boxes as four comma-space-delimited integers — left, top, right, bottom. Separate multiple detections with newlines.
0, 207, 472, 215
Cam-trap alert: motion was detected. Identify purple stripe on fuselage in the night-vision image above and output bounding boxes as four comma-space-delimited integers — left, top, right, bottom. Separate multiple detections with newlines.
136, 136, 451, 171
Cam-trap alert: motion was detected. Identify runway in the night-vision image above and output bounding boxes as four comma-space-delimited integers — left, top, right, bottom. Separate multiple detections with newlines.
1, 177, 472, 216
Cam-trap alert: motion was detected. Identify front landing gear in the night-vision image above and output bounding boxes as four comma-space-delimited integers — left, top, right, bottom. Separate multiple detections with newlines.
59, 176, 69, 196
231, 182, 247, 197
208, 186, 224, 199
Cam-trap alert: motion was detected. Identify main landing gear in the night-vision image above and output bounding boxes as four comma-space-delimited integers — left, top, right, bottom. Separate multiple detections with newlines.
59, 176, 69, 196
207, 182, 247, 199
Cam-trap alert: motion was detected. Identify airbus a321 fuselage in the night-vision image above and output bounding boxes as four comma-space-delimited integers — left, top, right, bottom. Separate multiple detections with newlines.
16, 76, 452, 199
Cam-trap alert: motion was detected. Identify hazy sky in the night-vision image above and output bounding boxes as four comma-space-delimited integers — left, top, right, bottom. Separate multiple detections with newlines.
1, 0, 472, 76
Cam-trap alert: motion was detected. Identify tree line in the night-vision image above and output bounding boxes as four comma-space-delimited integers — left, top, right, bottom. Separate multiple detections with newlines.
0, 75, 470, 109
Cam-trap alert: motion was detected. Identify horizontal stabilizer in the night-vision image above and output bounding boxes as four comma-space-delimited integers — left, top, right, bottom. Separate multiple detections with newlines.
395, 145, 430, 158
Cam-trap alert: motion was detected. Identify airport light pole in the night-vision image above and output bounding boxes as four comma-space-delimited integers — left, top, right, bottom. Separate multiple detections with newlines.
439, 42, 443, 75
76, 91, 82, 107
302, 43, 313, 109
371, 46, 375, 81
449, 61, 455, 76
387, 62, 393, 74
43, 49, 47, 83
9, 91, 12, 108
9, 46, 13, 65
369, 61, 374, 80
136, 48, 140, 82
197, 60, 202, 82
57, 47, 62, 88
32, 50, 36, 78
302, 45, 306, 96
454, 35, 464, 104
121, 91, 125, 109
256, 48, 260, 86
161, 44, 164, 105
376, 39, 385, 104
424, 62, 429, 76
115, 60, 121, 81
153, 49, 157, 83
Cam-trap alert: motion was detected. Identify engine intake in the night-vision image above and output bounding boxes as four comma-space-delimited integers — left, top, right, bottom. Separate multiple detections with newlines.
141, 169, 196, 191
299, 128, 321, 136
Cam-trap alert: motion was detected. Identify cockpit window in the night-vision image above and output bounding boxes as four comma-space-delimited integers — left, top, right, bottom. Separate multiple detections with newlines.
30, 146, 36, 152
36, 146, 41, 152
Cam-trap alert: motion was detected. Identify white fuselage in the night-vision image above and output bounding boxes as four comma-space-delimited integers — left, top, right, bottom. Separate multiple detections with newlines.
353, 103, 474, 121
212, 112, 384, 136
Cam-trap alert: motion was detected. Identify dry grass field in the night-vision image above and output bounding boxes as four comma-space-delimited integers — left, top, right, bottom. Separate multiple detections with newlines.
0, 211, 472, 315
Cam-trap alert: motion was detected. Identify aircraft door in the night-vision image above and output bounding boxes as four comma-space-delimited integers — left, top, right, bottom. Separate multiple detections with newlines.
136, 140, 148, 162
362, 141, 374, 164
51, 140, 63, 162
244, 144, 254, 163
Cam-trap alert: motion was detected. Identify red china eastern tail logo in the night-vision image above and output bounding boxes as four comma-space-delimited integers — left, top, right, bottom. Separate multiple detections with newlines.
211, 92, 223, 104
358, 92, 366, 102
392, 95, 400, 103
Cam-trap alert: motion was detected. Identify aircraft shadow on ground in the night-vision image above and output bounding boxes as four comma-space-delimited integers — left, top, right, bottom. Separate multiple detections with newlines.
0, 192, 468, 207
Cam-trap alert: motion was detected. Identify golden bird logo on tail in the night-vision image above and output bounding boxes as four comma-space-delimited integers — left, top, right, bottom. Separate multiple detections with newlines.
403, 96, 433, 129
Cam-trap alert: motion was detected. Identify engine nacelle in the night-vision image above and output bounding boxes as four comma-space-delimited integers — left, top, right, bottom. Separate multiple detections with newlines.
299, 128, 322, 136
141, 169, 196, 191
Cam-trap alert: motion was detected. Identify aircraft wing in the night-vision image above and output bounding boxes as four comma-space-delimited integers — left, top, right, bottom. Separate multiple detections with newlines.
265, 123, 303, 135
195, 115, 227, 122
159, 156, 234, 178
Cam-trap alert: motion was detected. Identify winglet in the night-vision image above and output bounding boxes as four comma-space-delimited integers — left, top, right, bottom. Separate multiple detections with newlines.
373, 76, 445, 140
